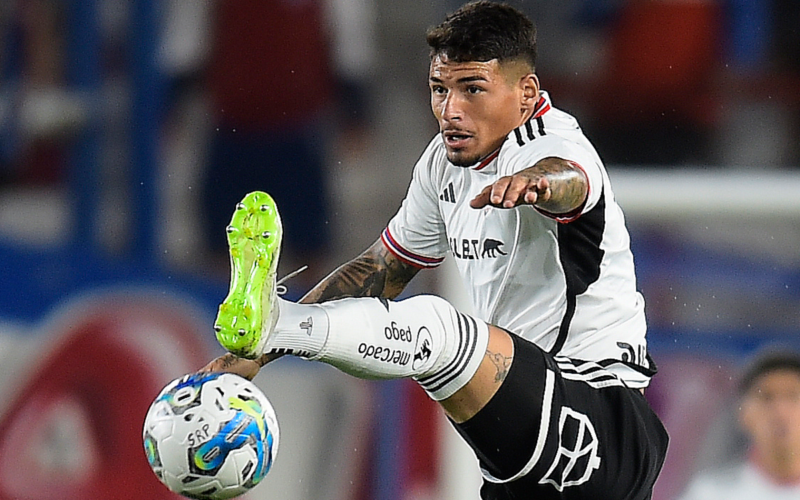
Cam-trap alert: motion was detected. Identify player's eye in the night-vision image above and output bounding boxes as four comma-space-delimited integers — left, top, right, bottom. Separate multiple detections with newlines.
466, 85, 483, 95
431, 85, 447, 95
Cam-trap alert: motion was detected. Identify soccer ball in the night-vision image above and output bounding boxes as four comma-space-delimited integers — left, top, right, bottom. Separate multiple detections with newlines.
143, 372, 279, 499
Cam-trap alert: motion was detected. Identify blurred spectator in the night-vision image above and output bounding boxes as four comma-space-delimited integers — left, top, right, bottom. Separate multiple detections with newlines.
773, 0, 800, 75
712, 0, 800, 168
200, 0, 375, 289
678, 349, 800, 499
0, 0, 87, 187
584, 0, 723, 166
767, 0, 800, 166
157, 0, 215, 268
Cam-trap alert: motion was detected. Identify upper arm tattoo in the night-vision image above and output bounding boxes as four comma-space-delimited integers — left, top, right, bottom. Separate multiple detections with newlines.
300, 239, 420, 303
531, 156, 588, 215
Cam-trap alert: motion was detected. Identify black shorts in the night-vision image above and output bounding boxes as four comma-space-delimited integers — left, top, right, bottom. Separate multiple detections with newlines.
454, 334, 668, 500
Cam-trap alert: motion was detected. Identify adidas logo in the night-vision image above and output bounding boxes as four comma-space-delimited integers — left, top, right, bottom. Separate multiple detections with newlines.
440, 182, 456, 203
300, 317, 313, 336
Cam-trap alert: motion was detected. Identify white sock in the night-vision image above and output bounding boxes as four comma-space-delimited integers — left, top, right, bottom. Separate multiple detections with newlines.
262, 298, 331, 359
265, 295, 489, 401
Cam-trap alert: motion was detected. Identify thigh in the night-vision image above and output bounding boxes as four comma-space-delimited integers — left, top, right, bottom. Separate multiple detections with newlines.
454, 334, 668, 500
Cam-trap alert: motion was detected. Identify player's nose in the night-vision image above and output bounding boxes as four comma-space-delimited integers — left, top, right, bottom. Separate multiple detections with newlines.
441, 92, 464, 121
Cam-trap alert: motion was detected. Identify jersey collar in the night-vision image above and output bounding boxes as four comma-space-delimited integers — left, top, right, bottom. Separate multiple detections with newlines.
473, 148, 500, 171
466, 91, 551, 172
532, 91, 551, 118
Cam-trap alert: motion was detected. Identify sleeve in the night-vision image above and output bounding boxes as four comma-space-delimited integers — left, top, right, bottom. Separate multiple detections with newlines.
382, 139, 449, 269
504, 136, 604, 223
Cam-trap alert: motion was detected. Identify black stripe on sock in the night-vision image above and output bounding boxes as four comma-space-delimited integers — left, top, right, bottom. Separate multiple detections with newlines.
417, 312, 468, 386
426, 315, 480, 394
419, 313, 476, 391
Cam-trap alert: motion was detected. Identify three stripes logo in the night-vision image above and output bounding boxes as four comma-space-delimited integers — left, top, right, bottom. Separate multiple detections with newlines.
440, 182, 456, 203
514, 117, 547, 146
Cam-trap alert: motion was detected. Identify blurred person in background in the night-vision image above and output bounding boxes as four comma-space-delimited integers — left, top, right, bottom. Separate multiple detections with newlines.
0, 0, 87, 187
679, 349, 800, 499
200, 0, 375, 289
582, 0, 722, 166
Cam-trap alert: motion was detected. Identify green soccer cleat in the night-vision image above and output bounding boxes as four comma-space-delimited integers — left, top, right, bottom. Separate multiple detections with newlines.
214, 191, 282, 359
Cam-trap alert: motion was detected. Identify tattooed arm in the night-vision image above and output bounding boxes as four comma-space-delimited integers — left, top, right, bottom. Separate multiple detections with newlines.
469, 156, 588, 215
299, 238, 420, 304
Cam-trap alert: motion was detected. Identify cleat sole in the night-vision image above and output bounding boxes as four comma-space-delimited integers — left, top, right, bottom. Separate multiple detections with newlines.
214, 191, 282, 358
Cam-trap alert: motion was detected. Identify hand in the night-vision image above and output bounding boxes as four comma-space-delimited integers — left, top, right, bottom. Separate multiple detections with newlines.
470, 172, 551, 209
199, 352, 284, 380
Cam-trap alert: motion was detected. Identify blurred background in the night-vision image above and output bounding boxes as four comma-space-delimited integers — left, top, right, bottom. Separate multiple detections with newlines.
0, 0, 798, 499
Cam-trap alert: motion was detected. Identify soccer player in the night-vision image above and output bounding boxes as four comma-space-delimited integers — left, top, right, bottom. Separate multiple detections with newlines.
205, 2, 668, 498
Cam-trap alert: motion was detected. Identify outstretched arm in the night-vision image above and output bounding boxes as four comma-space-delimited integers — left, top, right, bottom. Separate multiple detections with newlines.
470, 156, 588, 215
300, 237, 420, 304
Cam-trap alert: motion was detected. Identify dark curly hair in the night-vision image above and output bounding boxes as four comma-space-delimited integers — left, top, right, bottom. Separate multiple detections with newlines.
426, 1, 537, 71
738, 348, 800, 394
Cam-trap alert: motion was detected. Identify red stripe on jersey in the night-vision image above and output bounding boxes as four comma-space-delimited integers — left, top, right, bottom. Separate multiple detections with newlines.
381, 229, 443, 268
533, 96, 551, 118
534, 160, 591, 223
473, 149, 500, 171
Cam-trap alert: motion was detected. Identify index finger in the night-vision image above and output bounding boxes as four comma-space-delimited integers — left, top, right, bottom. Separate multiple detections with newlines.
470, 184, 494, 208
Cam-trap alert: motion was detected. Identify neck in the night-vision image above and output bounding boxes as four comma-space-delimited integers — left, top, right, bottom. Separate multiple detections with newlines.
518, 108, 535, 127
517, 90, 543, 127
752, 448, 800, 484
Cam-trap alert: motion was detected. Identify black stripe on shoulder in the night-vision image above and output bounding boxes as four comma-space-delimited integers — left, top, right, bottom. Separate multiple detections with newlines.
513, 128, 524, 146
525, 120, 535, 141
536, 117, 546, 136
513, 117, 546, 148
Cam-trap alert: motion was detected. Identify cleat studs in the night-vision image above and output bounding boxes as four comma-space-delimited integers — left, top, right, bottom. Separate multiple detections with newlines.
260, 204, 268, 212
238, 328, 246, 336
226, 226, 235, 233
213, 325, 221, 332
236, 202, 245, 210
262, 231, 271, 238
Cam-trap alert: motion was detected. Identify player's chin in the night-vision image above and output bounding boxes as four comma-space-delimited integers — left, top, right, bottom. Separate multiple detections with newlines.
446, 149, 481, 168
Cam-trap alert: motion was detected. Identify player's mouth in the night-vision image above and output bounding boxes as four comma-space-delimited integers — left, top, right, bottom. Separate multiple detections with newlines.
443, 130, 474, 149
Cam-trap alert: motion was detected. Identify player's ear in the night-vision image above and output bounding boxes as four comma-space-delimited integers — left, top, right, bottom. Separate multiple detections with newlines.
520, 74, 539, 112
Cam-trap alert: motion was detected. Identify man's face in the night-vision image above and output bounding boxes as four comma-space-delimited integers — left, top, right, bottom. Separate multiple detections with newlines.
429, 54, 537, 167
740, 370, 800, 461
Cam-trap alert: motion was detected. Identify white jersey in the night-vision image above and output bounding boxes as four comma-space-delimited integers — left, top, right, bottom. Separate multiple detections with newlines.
679, 462, 800, 500
382, 91, 652, 387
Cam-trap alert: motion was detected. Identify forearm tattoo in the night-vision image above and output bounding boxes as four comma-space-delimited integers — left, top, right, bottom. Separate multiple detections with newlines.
531, 156, 588, 215
301, 240, 419, 303
486, 349, 513, 383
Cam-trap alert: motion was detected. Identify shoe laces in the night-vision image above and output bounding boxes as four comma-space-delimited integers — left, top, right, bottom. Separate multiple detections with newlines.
275, 265, 308, 295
